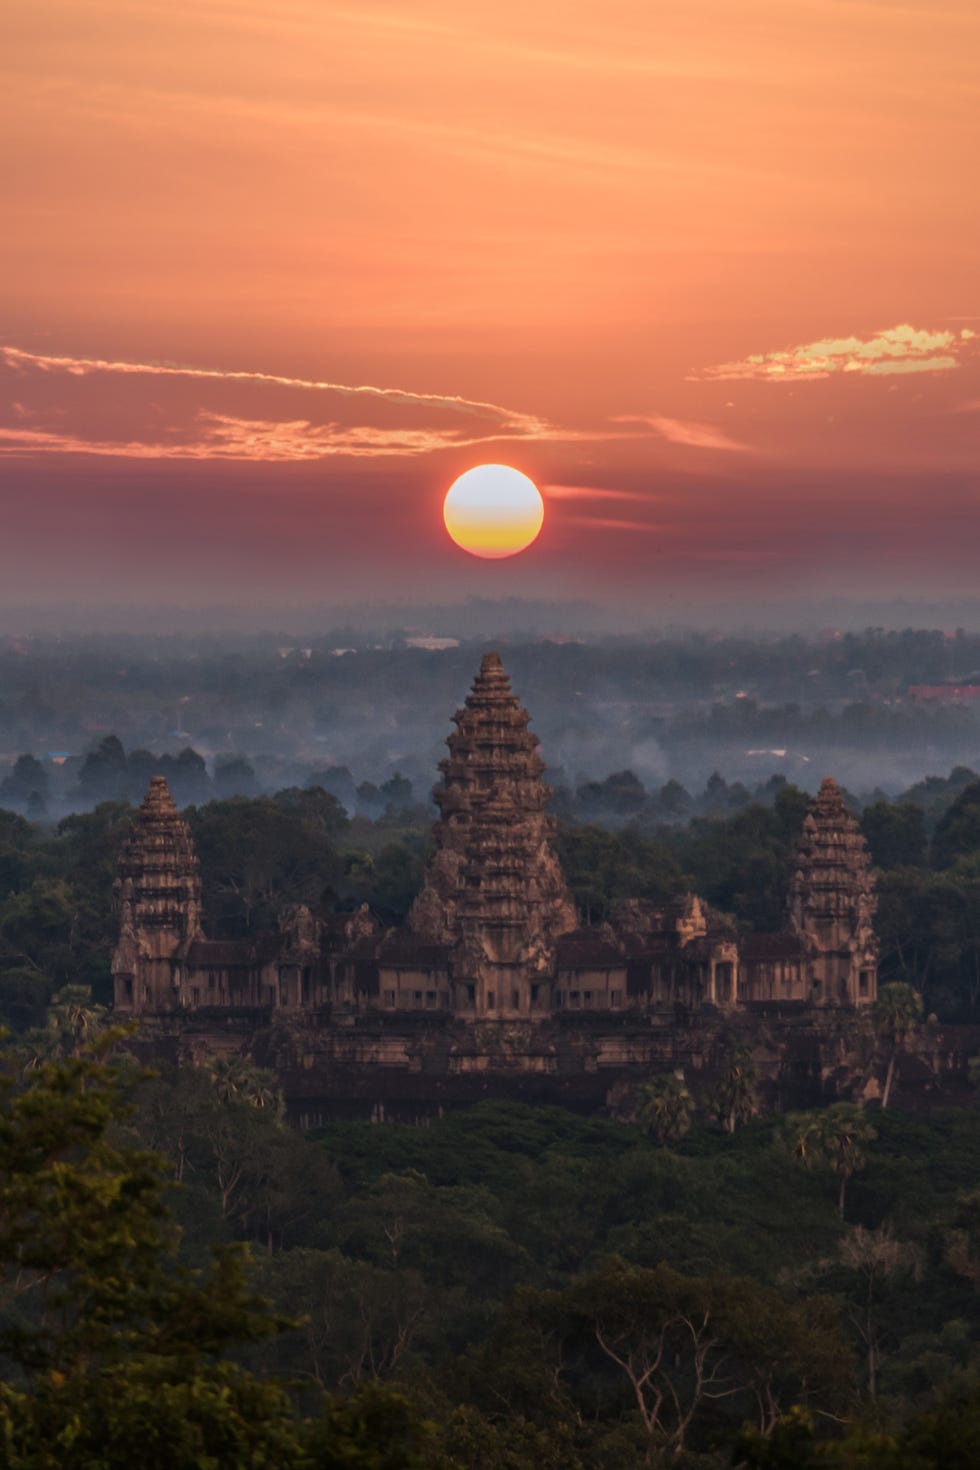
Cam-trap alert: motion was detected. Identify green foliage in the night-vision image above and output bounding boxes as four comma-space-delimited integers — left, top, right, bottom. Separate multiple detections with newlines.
553, 823, 687, 919
861, 802, 927, 871
669, 788, 810, 931
637, 1073, 694, 1145
188, 796, 345, 935
873, 985, 924, 1111
780, 1103, 878, 1218
710, 1042, 760, 1134
932, 782, 980, 870
0, 1035, 430, 1468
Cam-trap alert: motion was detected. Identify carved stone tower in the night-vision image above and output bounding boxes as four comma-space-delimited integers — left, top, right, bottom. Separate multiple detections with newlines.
788, 777, 877, 1006
112, 775, 203, 1012
409, 651, 577, 1016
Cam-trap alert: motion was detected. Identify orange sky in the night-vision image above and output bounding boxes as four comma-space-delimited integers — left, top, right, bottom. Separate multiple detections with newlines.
2, 0, 979, 614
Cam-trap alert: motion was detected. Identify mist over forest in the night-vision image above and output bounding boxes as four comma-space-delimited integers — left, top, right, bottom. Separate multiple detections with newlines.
2, 625, 980, 821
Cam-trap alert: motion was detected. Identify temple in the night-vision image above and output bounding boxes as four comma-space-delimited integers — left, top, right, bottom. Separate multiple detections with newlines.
112, 653, 878, 1024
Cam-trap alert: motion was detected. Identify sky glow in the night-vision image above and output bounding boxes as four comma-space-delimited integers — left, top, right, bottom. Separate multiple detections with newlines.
2, 0, 978, 611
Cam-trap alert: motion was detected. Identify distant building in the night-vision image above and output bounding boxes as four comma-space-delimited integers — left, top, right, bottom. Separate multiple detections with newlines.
112, 654, 878, 1026
907, 685, 980, 704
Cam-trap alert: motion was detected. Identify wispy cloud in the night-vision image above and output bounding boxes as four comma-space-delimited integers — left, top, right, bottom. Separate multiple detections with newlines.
0, 344, 594, 461
695, 324, 977, 382
542, 483, 653, 502
611, 413, 751, 451
1, 344, 550, 435
0, 344, 742, 465
0, 416, 522, 461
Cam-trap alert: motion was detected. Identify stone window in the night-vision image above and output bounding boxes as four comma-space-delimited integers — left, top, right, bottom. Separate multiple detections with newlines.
584, 990, 593, 1006
570, 990, 580, 1008
466, 984, 475, 1004
859, 970, 871, 996
530, 983, 540, 1007
611, 990, 621, 1008
487, 990, 496, 1010
413, 990, 423, 1005
425, 990, 436, 1008
511, 989, 519, 1010
192, 987, 200, 1005
383, 989, 395, 1007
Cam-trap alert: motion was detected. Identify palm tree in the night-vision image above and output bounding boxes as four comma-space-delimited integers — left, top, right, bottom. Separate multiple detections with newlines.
711, 1042, 758, 1134
778, 1111, 821, 1168
872, 982, 923, 1110
206, 1055, 283, 1118
46, 984, 109, 1057
815, 1103, 877, 1218
636, 1074, 693, 1145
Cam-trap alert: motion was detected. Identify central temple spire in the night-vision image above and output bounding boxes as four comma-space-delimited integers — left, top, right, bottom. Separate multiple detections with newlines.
409, 651, 577, 1015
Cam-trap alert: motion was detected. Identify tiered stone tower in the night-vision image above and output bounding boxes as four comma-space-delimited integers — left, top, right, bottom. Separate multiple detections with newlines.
787, 777, 877, 1006
408, 651, 577, 1016
111, 775, 203, 1012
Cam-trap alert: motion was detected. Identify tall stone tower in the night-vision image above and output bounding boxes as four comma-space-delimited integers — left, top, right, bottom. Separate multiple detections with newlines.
409, 651, 577, 1016
788, 777, 877, 1006
112, 775, 203, 1012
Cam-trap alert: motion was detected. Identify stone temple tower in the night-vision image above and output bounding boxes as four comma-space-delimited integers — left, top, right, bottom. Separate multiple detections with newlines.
112, 775, 203, 1012
787, 776, 877, 1006
409, 651, 577, 1016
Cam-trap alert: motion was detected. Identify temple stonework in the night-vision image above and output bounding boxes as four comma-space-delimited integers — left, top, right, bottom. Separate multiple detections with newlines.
112, 655, 878, 1024
113, 776, 204, 1011
407, 652, 577, 1016
788, 776, 878, 1007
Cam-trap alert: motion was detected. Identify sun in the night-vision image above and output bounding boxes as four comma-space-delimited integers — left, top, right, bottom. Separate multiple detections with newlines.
443, 464, 544, 559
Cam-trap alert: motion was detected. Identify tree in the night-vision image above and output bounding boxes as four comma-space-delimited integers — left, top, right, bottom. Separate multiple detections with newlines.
74, 734, 128, 805
932, 781, 980, 869
636, 1074, 693, 1146
815, 1104, 877, 1219
872, 982, 923, 1110
213, 756, 260, 799
0, 1031, 290, 1460
0, 1033, 429, 1468
835, 1225, 924, 1401
710, 1042, 759, 1133
556, 1259, 847, 1455
779, 1105, 876, 1219
0, 754, 49, 810
861, 800, 927, 871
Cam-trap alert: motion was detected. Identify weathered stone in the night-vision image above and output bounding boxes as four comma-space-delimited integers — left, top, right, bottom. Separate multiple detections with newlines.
788, 777, 878, 1006
408, 651, 577, 1015
112, 775, 203, 1012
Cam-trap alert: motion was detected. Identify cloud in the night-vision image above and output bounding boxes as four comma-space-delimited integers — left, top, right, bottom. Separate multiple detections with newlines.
696, 324, 977, 382
542, 483, 652, 502
0, 344, 583, 461
0, 416, 511, 461
0, 344, 752, 465
611, 413, 751, 451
